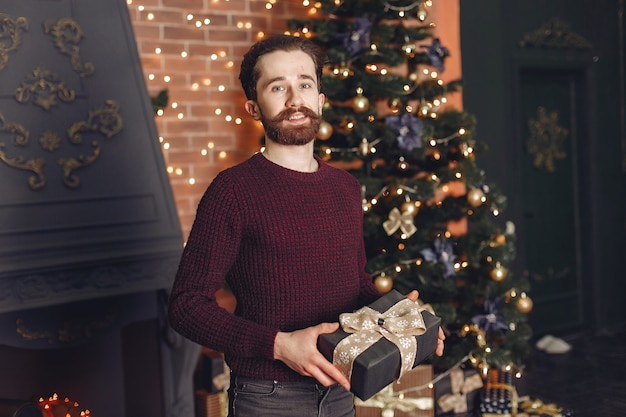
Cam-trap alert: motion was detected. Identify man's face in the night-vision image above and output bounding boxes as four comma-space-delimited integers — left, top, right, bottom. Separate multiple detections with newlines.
245, 50, 325, 145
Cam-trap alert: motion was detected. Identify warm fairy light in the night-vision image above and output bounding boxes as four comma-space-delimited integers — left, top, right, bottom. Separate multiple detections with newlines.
215, 108, 222, 115
188, 178, 196, 185
167, 166, 174, 174
155, 47, 161, 54
204, 18, 211, 25
225, 115, 233, 122
175, 168, 183, 175
203, 78, 211, 86
195, 21, 202, 28
219, 151, 227, 159
148, 73, 155, 80
201, 149, 208, 156
147, 12, 154, 20
177, 112, 184, 119
191, 82, 199, 90
235, 117, 243, 124
163, 142, 170, 150
455, 172, 462, 178
138, 5, 144, 11
171, 102, 178, 108
181, 51, 188, 58
156, 109, 164, 116
163, 75, 171, 82
211, 53, 218, 60
218, 85, 225, 92
226, 60, 234, 68
186, 13, 193, 20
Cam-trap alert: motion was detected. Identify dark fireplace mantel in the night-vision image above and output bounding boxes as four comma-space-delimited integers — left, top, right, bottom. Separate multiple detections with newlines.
0, 0, 196, 416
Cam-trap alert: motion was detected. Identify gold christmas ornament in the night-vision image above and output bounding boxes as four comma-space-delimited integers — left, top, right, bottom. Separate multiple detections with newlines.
489, 262, 508, 282
374, 274, 393, 293
466, 187, 485, 207
494, 233, 507, 245
516, 292, 534, 313
317, 120, 333, 140
388, 97, 402, 112
352, 93, 370, 113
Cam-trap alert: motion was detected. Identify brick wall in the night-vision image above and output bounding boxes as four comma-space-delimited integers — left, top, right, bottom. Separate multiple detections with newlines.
127, 0, 460, 239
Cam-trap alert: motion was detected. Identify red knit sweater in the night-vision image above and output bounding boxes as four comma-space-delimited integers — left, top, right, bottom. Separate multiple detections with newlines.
168, 152, 381, 382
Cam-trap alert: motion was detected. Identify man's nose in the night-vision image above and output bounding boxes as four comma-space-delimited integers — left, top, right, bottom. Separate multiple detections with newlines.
286, 87, 304, 107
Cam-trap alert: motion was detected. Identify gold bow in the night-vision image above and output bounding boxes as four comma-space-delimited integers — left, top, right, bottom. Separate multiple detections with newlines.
437, 368, 483, 414
354, 384, 434, 414
383, 207, 417, 237
333, 298, 427, 381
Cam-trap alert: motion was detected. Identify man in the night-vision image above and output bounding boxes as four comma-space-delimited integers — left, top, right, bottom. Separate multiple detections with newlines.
168, 34, 445, 417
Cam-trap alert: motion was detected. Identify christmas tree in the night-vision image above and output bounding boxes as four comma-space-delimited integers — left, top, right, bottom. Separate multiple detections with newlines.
289, 0, 533, 375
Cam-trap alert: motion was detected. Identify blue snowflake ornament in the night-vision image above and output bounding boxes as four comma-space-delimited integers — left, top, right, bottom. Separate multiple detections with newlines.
420, 237, 456, 277
385, 113, 424, 151
471, 298, 509, 334
422, 38, 449, 72
333, 17, 373, 58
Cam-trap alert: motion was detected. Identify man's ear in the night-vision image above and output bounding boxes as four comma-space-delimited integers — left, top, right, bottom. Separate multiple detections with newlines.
318, 93, 326, 112
245, 100, 261, 120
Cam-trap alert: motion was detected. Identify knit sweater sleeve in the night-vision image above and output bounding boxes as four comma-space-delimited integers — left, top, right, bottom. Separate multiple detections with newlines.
168, 171, 278, 360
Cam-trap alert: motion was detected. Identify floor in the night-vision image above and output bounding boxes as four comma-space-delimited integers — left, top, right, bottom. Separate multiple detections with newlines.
456, 326, 626, 417
515, 326, 626, 417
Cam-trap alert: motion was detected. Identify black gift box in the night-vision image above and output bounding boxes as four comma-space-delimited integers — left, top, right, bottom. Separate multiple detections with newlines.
318, 289, 441, 401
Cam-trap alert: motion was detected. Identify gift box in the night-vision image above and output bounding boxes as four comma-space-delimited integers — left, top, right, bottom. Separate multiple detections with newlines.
196, 389, 228, 417
479, 369, 518, 417
355, 364, 435, 417
318, 289, 441, 401
434, 367, 483, 416
201, 351, 229, 393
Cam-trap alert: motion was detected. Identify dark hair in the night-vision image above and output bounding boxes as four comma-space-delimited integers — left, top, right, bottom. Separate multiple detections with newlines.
239, 34, 326, 100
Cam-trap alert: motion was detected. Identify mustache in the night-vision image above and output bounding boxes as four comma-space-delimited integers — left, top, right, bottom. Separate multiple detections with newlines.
268, 107, 321, 123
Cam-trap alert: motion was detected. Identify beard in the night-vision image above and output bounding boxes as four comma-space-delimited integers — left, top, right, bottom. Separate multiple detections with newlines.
261, 106, 321, 146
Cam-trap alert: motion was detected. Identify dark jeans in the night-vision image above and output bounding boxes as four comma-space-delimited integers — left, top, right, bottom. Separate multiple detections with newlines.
228, 374, 355, 417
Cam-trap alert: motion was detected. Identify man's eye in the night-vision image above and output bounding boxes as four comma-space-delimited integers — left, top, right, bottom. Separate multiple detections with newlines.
271, 85, 284, 92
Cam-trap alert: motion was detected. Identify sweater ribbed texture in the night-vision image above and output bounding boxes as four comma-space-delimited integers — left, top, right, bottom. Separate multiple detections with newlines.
168, 153, 381, 382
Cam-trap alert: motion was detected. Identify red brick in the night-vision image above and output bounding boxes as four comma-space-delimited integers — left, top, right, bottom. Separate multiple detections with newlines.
162, 0, 203, 9
164, 25, 206, 41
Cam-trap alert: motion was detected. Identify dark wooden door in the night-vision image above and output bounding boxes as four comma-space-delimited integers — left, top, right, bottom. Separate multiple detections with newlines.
460, 0, 626, 334
515, 66, 591, 334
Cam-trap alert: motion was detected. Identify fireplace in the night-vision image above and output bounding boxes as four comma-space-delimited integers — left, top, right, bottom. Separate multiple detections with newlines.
0, 0, 196, 415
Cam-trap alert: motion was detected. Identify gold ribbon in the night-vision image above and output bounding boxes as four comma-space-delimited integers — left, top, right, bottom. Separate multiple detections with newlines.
354, 385, 434, 413
436, 368, 483, 414
383, 207, 417, 237
333, 298, 428, 382
519, 398, 567, 416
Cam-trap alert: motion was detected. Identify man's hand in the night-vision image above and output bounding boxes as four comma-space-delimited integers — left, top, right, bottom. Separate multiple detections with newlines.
274, 322, 351, 391
406, 289, 446, 357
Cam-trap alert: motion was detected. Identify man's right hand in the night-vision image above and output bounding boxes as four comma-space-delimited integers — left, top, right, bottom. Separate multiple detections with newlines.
273, 322, 351, 392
